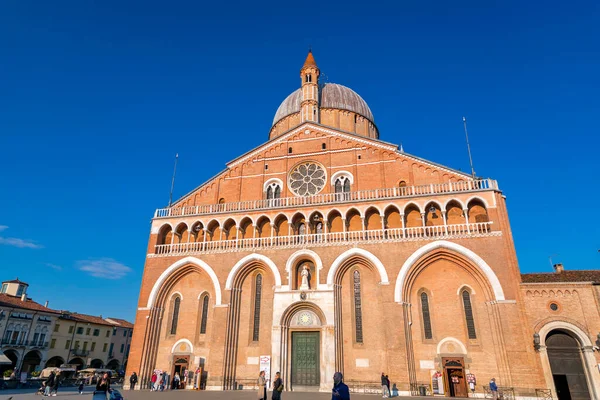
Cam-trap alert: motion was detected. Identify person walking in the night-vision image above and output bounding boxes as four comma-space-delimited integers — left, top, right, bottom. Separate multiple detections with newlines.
51, 371, 60, 396
129, 372, 137, 390
44, 371, 55, 397
332, 372, 350, 400
272, 372, 283, 400
381, 373, 389, 398
95, 372, 111, 399
150, 372, 157, 391
489, 378, 498, 400
257, 371, 267, 400
385, 375, 391, 398
174, 372, 180, 389
160, 372, 167, 391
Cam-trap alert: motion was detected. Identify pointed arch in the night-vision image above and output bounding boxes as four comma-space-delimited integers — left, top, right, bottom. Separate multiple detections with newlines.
394, 240, 505, 303
146, 256, 222, 307
225, 253, 282, 289
327, 248, 389, 285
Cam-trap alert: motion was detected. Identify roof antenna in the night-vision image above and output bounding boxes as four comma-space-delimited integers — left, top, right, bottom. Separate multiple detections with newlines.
462, 117, 476, 179
400, 142, 404, 153
168, 153, 179, 207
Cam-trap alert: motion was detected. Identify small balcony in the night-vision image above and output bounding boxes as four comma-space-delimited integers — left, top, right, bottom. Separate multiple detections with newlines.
72, 349, 90, 357
155, 179, 498, 218
32, 341, 49, 349
152, 222, 498, 257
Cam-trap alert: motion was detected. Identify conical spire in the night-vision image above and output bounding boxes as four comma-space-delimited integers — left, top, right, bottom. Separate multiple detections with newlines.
302, 50, 317, 68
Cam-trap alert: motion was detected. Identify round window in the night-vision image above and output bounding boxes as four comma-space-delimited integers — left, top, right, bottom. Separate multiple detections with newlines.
549, 303, 559, 311
288, 162, 326, 197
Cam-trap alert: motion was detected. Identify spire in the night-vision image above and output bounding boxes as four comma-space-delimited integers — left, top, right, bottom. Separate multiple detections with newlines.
302, 50, 317, 68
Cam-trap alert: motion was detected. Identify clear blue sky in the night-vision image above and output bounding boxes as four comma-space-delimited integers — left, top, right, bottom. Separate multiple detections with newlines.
1, 1, 599, 322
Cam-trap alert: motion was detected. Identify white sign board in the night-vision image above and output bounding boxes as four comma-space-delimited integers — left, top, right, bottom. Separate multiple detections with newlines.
260, 355, 271, 389
420, 360, 435, 369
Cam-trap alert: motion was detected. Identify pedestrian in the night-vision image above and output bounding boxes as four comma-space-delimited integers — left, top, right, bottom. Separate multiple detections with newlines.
150, 371, 157, 391
95, 372, 111, 396
160, 372, 167, 391
129, 372, 138, 390
385, 375, 391, 398
44, 371, 55, 397
489, 378, 498, 400
257, 370, 267, 400
174, 372, 180, 389
272, 372, 283, 400
332, 372, 350, 400
381, 373, 389, 398
51, 371, 60, 396
78, 381, 84, 394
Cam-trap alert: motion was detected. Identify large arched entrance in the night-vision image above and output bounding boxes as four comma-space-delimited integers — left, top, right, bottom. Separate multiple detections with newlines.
278, 302, 331, 392
21, 350, 42, 373
1, 350, 18, 375
68, 357, 85, 370
546, 330, 591, 399
106, 359, 120, 370
90, 359, 104, 368
45, 356, 65, 368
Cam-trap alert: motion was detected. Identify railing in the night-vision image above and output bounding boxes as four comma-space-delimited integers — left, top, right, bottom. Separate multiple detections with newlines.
535, 389, 553, 399
72, 349, 90, 357
152, 222, 496, 256
155, 178, 498, 218
484, 386, 515, 399
1, 338, 28, 346
32, 341, 49, 349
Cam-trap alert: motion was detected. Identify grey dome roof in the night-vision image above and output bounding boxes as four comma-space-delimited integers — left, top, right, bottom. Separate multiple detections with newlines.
272, 83, 375, 126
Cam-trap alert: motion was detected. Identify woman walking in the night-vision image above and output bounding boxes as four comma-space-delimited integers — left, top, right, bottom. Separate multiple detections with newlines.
257, 371, 267, 400
272, 372, 283, 400
94, 372, 111, 399
129, 372, 138, 390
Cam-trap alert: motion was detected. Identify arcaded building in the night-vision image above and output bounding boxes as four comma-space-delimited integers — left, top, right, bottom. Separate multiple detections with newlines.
127, 52, 600, 399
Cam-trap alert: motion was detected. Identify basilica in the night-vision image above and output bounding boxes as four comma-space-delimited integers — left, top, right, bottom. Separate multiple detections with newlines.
126, 52, 600, 399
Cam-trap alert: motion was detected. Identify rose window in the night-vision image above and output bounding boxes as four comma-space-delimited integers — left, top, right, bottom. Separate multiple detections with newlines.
288, 162, 326, 196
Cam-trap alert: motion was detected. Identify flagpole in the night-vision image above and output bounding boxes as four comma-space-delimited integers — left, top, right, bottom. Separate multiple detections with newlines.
462, 117, 476, 179
168, 153, 179, 207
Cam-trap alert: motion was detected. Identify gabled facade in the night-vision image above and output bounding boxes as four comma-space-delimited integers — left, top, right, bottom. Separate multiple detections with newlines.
126, 52, 600, 399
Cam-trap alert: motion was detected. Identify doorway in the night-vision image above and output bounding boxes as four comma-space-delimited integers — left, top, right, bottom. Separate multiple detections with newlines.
547, 330, 591, 400
442, 357, 468, 397
171, 355, 189, 390
291, 331, 320, 389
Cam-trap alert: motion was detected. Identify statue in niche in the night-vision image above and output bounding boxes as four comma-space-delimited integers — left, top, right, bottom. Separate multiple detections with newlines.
300, 264, 312, 290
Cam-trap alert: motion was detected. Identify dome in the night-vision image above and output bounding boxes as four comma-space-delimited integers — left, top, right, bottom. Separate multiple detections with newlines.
272, 83, 375, 126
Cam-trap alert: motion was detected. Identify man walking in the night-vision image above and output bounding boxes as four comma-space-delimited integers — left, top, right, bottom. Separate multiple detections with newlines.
489, 378, 498, 400
332, 372, 350, 400
381, 373, 389, 398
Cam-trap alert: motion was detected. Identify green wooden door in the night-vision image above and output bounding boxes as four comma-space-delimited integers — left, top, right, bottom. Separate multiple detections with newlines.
291, 331, 320, 387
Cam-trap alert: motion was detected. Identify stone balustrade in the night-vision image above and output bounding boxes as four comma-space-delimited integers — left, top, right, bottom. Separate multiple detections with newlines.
150, 222, 498, 256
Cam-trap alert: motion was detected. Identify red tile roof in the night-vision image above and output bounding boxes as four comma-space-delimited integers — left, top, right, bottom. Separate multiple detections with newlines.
60, 312, 115, 326
0, 293, 60, 314
521, 270, 600, 284
106, 317, 134, 329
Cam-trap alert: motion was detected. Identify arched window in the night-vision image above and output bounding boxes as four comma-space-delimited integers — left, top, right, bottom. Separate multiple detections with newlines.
252, 274, 263, 341
170, 297, 181, 335
200, 295, 209, 334
353, 270, 364, 343
266, 183, 282, 201
461, 290, 477, 339
420, 292, 433, 339
334, 178, 351, 193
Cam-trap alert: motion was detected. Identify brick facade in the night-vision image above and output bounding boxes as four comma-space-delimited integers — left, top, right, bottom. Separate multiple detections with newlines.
126, 53, 600, 399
